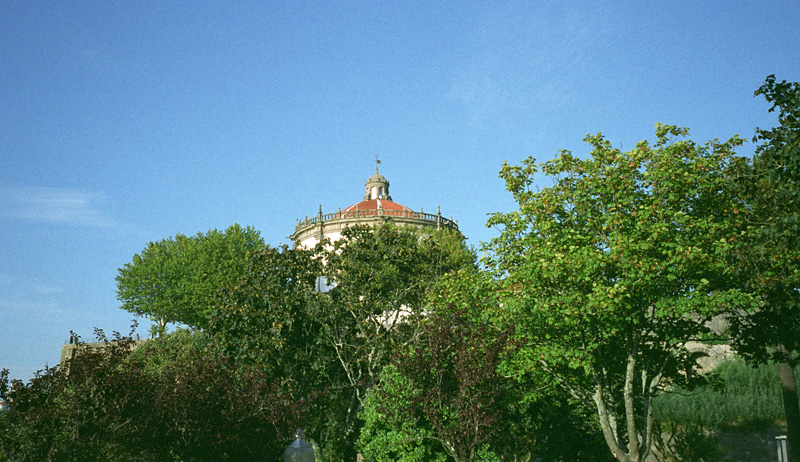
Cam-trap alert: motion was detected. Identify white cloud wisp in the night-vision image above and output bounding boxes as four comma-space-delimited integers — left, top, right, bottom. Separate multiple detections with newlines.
0, 186, 116, 227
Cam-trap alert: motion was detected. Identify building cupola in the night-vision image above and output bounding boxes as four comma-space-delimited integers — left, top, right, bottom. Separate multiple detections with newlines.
363, 167, 392, 201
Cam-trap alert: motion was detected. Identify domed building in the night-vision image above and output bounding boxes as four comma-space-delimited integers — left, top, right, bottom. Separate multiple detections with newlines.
290, 168, 459, 249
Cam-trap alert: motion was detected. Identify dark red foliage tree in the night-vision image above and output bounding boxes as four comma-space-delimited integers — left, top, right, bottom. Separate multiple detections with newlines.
396, 309, 511, 462
0, 330, 304, 461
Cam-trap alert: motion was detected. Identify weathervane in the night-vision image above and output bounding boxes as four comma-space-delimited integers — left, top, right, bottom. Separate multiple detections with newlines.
375, 154, 381, 173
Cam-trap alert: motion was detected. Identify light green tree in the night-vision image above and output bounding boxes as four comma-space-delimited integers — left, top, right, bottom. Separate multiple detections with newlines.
484, 124, 758, 462
116, 224, 264, 330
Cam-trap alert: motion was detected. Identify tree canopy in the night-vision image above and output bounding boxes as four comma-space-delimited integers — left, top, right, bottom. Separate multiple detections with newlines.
729, 75, 800, 363
116, 224, 264, 330
484, 124, 758, 462
728, 75, 800, 462
317, 225, 475, 435
205, 224, 475, 460
359, 271, 522, 462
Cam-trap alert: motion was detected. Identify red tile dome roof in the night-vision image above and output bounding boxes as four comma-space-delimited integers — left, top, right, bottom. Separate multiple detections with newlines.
339, 199, 417, 219
343, 199, 411, 213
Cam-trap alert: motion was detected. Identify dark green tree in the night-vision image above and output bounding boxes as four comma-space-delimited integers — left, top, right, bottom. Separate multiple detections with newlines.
358, 271, 513, 462
206, 225, 474, 461
729, 75, 800, 461
116, 224, 264, 330
207, 243, 330, 398
484, 125, 758, 462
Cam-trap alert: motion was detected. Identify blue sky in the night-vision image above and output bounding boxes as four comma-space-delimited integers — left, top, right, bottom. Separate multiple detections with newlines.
1, 1, 798, 382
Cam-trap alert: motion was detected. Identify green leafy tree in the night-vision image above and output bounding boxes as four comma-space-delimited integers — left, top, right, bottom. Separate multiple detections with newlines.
116, 224, 264, 330
208, 244, 321, 372
315, 225, 475, 451
484, 124, 758, 462
359, 271, 612, 462
729, 75, 800, 461
359, 365, 450, 462
654, 359, 790, 430
207, 244, 351, 461
359, 272, 512, 462
206, 225, 474, 461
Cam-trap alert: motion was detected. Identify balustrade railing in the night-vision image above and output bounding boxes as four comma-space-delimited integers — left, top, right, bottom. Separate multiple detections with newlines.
296, 206, 458, 232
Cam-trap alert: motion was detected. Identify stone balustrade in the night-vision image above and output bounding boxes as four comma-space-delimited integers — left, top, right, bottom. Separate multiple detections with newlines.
294, 206, 458, 233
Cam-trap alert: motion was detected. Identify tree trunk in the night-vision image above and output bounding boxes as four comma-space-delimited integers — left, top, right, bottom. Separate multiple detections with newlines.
623, 354, 641, 461
594, 385, 630, 462
778, 359, 800, 462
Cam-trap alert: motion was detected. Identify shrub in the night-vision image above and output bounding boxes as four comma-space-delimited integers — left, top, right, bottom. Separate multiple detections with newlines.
654, 359, 791, 430
0, 330, 303, 461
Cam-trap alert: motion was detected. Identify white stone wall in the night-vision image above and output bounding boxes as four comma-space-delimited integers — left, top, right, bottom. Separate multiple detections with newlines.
298, 230, 343, 250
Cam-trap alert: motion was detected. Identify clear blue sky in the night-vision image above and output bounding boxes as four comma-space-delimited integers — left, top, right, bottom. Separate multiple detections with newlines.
1, 1, 798, 382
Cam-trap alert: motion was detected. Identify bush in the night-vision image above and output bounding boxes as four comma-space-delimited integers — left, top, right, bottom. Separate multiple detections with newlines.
655, 423, 729, 462
0, 330, 304, 461
654, 359, 791, 430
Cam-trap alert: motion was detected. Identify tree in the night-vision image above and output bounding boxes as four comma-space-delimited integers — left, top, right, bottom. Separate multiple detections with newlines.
208, 243, 358, 462
484, 124, 758, 462
116, 224, 264, 330
206, 243, 332, 397
0, 329, 303, 461
729, 75, 800, 461
206, 225, 475, 461
358, 271, 513, 462
359, 270, 612, 462
314, 225, 475, 452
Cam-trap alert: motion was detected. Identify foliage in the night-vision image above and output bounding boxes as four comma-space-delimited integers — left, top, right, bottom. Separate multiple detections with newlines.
315, 225, 476, 454
208, 244, 323, 378
726, 75, 800, 461
654, 423, 729, 462
359, 365, 450, 462
360, 271, 612, 462
420, 226, 478, 271
205, 226, 474, 461
654, 359, 791, 430
727, 76, 800, 363
323, 224, 475, 324
526, 398, 615, 462
484, 124, 758, 462
126, 327, 210, 376
116, 224, 264, 329
359, 271, 512, 462
206, 244, 348, 460
318, 225, 474, 388
0, 330, 302, 461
